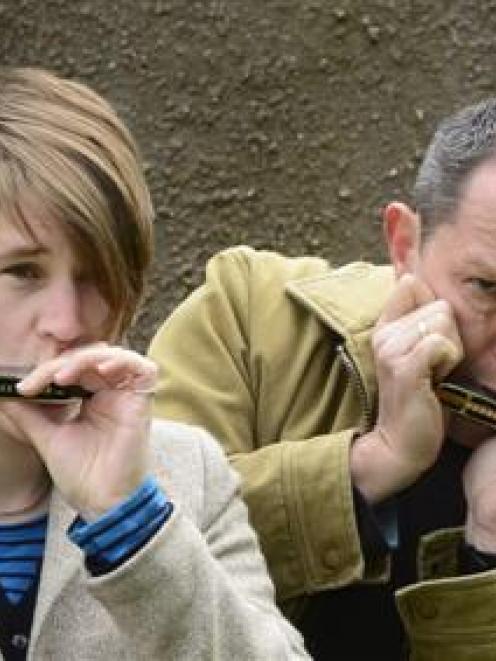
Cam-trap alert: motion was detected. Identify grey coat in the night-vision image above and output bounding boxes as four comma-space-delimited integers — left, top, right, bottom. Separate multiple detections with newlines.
20, 420, 309, 660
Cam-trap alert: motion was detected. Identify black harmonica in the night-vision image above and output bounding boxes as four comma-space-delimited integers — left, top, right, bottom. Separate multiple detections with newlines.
0, 375, 92, 403
436, 380, 496, 431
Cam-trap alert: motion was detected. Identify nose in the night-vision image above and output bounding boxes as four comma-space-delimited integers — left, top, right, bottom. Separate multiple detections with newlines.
37, 278, 86, 350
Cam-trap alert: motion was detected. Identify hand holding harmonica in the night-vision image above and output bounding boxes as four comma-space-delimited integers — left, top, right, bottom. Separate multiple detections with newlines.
351, 276, 464, 503
0, 347, 158, 520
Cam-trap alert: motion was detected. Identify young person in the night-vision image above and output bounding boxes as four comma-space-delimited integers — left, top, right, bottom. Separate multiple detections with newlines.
150, 98, 496, 660
0, 67, 308, 660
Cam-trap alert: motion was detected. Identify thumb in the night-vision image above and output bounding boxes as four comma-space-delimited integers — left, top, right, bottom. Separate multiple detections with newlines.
411, 332, 462, 383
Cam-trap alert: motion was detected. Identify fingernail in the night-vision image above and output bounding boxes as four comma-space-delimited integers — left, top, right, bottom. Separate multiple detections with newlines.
15, 378, 30, 395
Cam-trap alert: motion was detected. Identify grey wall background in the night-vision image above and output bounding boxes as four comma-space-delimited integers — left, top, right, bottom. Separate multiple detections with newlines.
2, 0, 496, 349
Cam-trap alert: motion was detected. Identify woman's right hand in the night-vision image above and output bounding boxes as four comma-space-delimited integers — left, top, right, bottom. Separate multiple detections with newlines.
2, 345, 158, 520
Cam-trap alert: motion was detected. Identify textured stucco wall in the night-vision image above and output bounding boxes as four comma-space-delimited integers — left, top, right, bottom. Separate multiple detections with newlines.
2, 0, 496, 349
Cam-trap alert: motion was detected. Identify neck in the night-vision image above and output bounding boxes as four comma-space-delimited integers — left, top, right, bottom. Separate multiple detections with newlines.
0, 430, 50, 523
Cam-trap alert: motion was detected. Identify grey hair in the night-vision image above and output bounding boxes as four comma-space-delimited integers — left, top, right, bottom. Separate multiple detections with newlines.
413, 97, 496, 239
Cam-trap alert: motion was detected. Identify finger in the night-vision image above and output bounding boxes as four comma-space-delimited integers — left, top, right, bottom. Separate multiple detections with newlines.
16, 356, 71, 396
16, 347, 120, 395
96, 357, 158, 391
57, 351, 156, 385
55, 350, 157, 391
17, 347, 156, 396
377, 273, 436, 327
463, 437, 496, 492
410, 332, 463, 382
375, 300, 459, 358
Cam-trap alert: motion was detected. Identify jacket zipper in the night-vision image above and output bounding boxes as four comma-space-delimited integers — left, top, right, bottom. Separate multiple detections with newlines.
336, 344, 374, 433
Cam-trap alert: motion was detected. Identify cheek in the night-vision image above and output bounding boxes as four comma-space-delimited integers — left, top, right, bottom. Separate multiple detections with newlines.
455, 305, 496, 365
84, 290, 113, 338
426, 271, 496, 372
427, 277, 477, 344
457, 318, 483, 356
0, 298, 34, 339
0, 316, 40, 366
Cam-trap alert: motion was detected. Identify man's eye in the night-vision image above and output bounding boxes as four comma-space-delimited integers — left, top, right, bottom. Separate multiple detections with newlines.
2, 263, 41, 280
469, 278, 496, 295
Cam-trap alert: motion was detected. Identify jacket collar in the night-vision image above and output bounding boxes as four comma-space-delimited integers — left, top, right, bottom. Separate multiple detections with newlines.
285, 261, 395, 403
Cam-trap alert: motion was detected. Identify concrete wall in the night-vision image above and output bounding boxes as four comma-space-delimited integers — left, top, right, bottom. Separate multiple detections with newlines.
2, 0, 496, 348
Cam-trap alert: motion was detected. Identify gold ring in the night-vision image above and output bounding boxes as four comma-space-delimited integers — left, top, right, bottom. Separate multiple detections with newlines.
417, 320, 429, 339
132, 386, 157, 395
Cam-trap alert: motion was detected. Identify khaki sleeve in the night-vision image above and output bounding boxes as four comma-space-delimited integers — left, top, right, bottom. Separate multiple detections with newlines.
397, 569, 496, 659
148, 246, 372, 601
394, 528, 496, 659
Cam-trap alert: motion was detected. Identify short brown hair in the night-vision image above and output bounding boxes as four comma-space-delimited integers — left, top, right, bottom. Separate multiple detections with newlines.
0, 67, 154, 336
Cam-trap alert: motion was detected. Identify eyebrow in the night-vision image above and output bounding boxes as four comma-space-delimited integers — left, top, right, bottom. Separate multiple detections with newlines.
0, 246, 48, 261
463, 256, 496, 278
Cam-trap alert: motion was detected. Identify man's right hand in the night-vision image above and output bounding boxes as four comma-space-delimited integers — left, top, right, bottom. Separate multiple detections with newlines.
350, 273, 463, 503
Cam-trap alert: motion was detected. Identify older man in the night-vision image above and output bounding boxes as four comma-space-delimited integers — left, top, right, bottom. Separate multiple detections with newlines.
149, 98, 496, 660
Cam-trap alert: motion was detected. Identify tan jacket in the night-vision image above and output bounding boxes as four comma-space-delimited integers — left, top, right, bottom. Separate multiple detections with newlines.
149, 246, 496, 660
22, 419, 308, 660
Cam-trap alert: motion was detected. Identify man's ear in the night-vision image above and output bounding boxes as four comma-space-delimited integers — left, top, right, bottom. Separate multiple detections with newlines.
383, 202, 421, 277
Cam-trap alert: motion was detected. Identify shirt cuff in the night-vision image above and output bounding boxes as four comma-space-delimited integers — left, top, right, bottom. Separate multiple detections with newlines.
67, 476, 174, 576
458, 541, 496, 575
353, 486, 398, 559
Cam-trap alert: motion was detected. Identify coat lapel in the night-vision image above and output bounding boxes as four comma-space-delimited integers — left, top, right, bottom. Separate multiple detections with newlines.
29, 488, 81, 649
285, 262, 395, 404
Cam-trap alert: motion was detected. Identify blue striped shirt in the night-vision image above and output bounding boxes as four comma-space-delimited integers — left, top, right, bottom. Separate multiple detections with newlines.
0, 516, 46, 605
0, 477, 173, 604
68, 476, 173, 574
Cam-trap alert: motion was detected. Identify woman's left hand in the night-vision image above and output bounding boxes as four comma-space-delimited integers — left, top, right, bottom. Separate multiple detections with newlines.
2, 344, 158, 519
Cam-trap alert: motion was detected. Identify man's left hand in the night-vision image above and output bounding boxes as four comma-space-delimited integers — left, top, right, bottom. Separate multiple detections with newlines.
464, 437, 496, 552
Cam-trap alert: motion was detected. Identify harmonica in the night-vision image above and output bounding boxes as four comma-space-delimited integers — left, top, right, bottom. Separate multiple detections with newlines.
0, 374, 91, 403
436, 380, 496, 431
